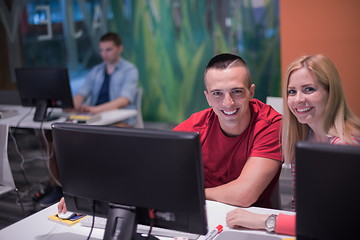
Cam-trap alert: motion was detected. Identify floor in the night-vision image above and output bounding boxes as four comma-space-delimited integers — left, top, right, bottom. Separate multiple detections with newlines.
0, 122, 293, 230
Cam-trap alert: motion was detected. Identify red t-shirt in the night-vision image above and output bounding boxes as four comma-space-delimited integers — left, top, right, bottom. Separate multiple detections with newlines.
174, 99, 282, 208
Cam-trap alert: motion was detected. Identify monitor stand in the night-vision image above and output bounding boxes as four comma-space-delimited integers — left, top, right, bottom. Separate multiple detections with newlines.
33, 100, 60, 122
133, 233, 159, 240
104, 204, 159, 240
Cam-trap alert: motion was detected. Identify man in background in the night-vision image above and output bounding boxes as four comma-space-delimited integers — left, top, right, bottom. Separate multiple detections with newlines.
73, 32, 139, 126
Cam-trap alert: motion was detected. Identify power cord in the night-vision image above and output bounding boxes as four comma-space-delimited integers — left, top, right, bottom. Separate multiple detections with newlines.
39, 125, 59, 186
87, 201, 96, 240
8, 128, 31, 189
146, 209, 156, 240
14, 188, 25, 216
9, 106, 54, 215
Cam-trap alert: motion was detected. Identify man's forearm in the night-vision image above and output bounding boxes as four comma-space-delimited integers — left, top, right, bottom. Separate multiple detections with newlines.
205, 182, 257, 207
73, 94, 85, 109
95, 97, 130, 112
205, 157, 282, 207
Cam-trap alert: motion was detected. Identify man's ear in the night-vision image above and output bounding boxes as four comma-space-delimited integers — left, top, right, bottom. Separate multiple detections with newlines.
204, 90, 212, 106
250, 84, 255, 99
118, 45, 124, 55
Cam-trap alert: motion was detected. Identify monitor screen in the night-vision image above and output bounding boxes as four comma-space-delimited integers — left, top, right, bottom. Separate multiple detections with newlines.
15, 68, 74, 122
51, 123, 208, 239
295, 141, 360, 240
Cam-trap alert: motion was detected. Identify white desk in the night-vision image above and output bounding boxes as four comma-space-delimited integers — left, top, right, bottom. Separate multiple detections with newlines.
0, 105, 138, 130
0, 200, 294, 240
0, 104, 137, 198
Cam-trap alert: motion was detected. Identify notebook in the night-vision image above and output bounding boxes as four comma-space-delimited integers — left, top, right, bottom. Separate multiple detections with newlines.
65, 113, 101, 124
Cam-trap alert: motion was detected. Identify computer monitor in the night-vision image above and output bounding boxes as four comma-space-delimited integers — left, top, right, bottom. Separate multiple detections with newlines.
15, 68, 74, 122
295, 141, 360, 240
51, 123, 208, 240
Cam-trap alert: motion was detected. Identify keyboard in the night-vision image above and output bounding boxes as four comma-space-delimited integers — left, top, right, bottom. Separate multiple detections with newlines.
80, 216, 200, 239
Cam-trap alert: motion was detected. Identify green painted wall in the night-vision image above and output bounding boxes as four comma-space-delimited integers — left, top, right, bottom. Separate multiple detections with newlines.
110, 0, 281, 123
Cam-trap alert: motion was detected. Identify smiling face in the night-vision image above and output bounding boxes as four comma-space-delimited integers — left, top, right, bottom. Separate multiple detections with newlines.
204, 66, 255, 136
287, 68, 329, 129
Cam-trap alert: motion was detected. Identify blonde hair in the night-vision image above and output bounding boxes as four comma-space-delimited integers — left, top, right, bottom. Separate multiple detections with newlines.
282, 54, 360, 163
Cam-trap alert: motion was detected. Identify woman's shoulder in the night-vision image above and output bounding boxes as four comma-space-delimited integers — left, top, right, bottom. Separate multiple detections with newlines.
330, 135, 360, 145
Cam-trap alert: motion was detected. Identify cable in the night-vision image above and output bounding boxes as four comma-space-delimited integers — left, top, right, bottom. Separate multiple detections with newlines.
87, 201, 96, 240
40, 107, 62, 186
15, 106, 33, 129
11, 106, 33, 181
9, 107, 50, 214
8, 106, 53, 190
39, 125, 60, 186
8, 107, 34, 217
146, 209, 156, 240
14, 188, 26, 217
8, 127, 31, 189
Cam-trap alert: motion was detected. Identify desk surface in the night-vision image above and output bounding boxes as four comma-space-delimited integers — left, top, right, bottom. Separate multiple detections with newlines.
0, 200, 294, 240
0, 105, 137, 129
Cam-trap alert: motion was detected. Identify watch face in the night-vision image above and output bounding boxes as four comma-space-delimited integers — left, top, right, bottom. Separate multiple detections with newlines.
266, 214, 277, 232
268, 217, 276, 226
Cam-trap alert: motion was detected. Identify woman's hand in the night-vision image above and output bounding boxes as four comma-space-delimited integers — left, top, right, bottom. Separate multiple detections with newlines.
226, 208, 269, 230
57, 197, 67, 213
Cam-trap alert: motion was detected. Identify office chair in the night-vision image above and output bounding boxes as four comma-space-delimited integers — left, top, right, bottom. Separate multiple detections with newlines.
266, 96, 294, 210
266, 96, 283, 114
134, 87, 144, 128
269, 181, 281, 209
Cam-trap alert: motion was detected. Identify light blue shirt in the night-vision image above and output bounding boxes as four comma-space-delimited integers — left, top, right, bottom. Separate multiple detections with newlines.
77, 58, 139, 125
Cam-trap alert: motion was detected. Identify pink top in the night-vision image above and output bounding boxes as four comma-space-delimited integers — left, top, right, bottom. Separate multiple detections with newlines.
276, 213, 296, 236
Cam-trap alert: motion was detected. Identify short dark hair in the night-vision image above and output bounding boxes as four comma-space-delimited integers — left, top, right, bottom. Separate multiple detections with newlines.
100, 32, 122, 46
206, 53, 247, 70
204, 53, 252, 88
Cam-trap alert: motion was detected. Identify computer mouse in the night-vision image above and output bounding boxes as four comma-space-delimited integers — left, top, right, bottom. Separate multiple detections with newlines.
57, 211, 76, 220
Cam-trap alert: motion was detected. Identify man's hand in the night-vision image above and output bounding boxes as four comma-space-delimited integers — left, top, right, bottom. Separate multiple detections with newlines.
81, 105, 102, 114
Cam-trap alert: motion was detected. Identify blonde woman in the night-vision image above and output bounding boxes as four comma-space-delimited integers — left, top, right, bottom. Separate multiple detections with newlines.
226, 54, 360, 235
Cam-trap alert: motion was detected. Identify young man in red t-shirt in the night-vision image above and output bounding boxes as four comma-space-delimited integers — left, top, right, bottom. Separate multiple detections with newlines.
174, 53, 282, 208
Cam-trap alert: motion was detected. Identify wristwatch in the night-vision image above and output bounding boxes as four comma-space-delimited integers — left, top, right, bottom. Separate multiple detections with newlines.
265, 214, 277, 233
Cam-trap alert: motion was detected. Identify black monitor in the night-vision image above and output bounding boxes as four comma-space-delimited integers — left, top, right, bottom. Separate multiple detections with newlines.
15, 68, 74, 122
295, 141, 360, 240
51, 123, 208, 240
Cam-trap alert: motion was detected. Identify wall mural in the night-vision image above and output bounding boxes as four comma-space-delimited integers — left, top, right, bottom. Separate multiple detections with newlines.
2, 0, 280, 123
110, 0, 281, 123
